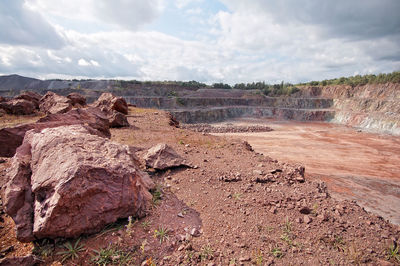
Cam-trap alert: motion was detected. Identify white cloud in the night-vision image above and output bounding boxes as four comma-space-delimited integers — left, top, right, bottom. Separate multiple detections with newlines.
0, 0, 399, 84
0, 0, 65, 48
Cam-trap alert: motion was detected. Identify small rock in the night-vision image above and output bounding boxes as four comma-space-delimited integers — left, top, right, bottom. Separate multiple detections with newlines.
304, 215, 312, 224
253, 170, 263, 175
190, 227, 201, 237
177, 212, 184, 218
270, 207, 277, 214
239, 256, 251, 262
295, 217, 303, 224
177, 244, 185, 251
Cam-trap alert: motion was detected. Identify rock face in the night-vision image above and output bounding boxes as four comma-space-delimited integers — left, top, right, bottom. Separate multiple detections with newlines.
109, 111, 130, 128
144, 143, 186, 170
15, 91, 41, 109
0, 99, 36, 115
67, 92, 87, 107
4, 125, 154, 241
39, 92, 72, 114
0, 107, 110, 157
92, 92, 128, 115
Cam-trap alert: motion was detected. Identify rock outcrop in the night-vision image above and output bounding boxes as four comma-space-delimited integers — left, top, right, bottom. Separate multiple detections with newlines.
144, 143, 187, 170
39, 92, 72, 114
4, 125, 154, 241
0, 107, 110, 157
109, 110, 130, 128
92, 92, 128, 115
67, 92, 87, 107
0, 99, 36, 115
15, 91, 41, 109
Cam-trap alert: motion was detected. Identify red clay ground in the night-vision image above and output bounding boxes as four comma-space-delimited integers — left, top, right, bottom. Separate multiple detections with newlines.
213, 118, 400, 225
1, 109, 400, 265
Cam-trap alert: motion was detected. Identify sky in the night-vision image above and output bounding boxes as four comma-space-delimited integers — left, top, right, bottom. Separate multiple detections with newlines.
0, 0, 399, 84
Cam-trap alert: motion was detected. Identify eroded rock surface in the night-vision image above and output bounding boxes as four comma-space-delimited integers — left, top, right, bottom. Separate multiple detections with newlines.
15, 91, 41, 109
4, 125, 154, 241
0, 99, 36, 115
39, 92, 72, 114
0, 107, 110, 157
144, 143, 187, 170
67, 92, 87, 107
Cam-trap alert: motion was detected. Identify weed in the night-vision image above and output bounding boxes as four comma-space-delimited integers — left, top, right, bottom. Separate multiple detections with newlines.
253, 249, 263, 265
141, 220, 152, 230
151, 185, 163, 205
332, 236, 346, 252
282, 217, 292, 234
140, 239, 148, 254
178, 139, 184, 145
126, 216, 137, 236
91, 245, 133, 265
280, 233, 293, 246
232, 192, 242, 200
154, 225, 170, 243
387, 242, 400, 263
57, 238, 85, 263
33, 239, 53, 258
312, 203, 319, 216
200, 244, 213, 261
229, 258, 237, 265
271, 246, 284, 258
346, 242, 362, 265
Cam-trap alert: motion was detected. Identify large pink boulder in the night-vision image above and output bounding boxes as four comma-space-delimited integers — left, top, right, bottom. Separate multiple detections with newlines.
144, 143, 187, 170
92, 92, 128, 115
3, 125, 154, 241
0, 99, 36, 115
0, 107, 110, 157
39, 92, 72, 114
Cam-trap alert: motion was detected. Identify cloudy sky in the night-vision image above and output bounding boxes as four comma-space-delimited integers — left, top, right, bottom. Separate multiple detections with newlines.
0, 0, 399, 84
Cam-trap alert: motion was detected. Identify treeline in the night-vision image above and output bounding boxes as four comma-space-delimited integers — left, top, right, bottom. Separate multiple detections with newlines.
119, 80, 207, 89
298, 71, 400, 87
212, 81, 300, 96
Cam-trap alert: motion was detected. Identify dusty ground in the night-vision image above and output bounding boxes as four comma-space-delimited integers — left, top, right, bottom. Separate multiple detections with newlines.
212, 118, 400, 225
1, 109, 400, 265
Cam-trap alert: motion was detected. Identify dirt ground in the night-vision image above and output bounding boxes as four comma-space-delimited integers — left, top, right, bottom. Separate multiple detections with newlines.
1, 109, 400, 265
212, 118, 400, 225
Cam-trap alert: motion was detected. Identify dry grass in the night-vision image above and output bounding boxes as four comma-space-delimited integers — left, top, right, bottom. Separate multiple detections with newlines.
0, 114, 43, 129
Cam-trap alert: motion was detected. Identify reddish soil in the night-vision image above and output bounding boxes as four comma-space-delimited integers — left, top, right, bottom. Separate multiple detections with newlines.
0, 109, 400, 265
213, 118, 400, 225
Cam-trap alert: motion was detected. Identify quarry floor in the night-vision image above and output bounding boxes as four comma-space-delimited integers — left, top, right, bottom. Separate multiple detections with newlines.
214, 118, 400, 225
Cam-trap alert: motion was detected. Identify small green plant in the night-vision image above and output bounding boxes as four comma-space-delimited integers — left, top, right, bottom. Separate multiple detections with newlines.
151, 185, 163, 205
280, 233, 293, 246
271, 246, 284, 258
141, 220, 152, 230
57, 238, 85, 263
33, 239, 53, 258
91, 245, 133, 265
387, 243, 400, 263
178, 139, 184, 145
229, 258, 237, 265
200, 244, 213, 261
282, 217, 292, 234
154, 225, 170, 243
332, 236, 346, 252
